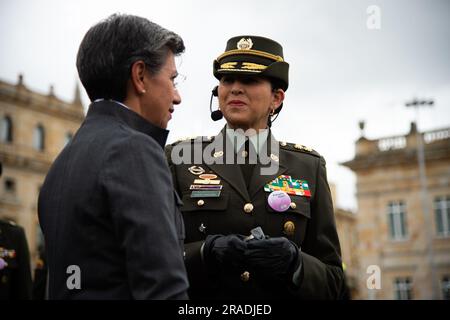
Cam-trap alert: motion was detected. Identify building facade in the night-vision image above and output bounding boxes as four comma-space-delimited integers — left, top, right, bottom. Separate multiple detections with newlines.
0, 75, 84, 266
343, 122, 450, 299
329, 183, 359, 299
335, 207, 359, 298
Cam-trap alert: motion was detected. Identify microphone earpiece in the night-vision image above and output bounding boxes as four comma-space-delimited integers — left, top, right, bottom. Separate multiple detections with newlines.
210, 86, 222, 121
211, 110, 223, 121
212, 86, 218, 97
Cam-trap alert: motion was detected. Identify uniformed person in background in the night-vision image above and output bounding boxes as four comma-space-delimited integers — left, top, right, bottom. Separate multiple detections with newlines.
0, 219, 32, 300
166, 35, 344, 299
1, 160, 33, 300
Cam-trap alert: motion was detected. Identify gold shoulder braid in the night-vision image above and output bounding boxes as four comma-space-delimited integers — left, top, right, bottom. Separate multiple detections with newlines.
280, 142, 320, 157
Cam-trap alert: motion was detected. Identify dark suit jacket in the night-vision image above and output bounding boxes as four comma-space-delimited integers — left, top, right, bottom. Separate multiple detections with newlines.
0, 220, 32, 300
38, 100, 188, 299
166, 128, 344, 299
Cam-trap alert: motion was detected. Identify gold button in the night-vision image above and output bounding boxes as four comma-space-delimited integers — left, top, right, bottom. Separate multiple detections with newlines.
290, 202, 297, 209
197, 199, 205, 206
241, 150, 248, 158
240, 271, 250, 282
243, 203, 254, 213
270, 154, 279, 162
284, 221, 295, 236
213, 151, 224, 158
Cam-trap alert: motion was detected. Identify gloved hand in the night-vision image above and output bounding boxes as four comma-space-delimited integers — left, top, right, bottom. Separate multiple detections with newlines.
244, 237, 301, 281
202, 234, 247, 272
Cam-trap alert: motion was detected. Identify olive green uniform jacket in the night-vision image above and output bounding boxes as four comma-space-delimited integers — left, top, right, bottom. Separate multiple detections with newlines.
166, 128, 344, 299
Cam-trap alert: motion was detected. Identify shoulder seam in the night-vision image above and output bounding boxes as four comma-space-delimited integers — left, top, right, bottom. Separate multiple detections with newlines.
170, 136, 213, 146
280, 142, 321, 157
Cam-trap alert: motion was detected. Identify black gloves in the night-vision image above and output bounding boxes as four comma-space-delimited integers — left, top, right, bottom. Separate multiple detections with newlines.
202, 234, 302, 284
202, 234, 247, 272
245, 237, 302, 283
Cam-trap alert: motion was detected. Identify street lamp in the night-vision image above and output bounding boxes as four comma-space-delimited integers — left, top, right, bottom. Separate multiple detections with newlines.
405, 97, 437, 299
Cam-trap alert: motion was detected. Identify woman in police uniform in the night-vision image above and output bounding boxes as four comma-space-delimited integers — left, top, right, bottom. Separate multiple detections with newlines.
166, 35, 344, 299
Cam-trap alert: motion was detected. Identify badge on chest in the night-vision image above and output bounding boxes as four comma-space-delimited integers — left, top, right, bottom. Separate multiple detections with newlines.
188, 168, 223, 198
264, 175, 311, 197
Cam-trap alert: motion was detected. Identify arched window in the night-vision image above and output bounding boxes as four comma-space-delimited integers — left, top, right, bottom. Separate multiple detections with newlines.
64, 132, 73, 147
0, 116, 13, 143
33, 124, 45, 151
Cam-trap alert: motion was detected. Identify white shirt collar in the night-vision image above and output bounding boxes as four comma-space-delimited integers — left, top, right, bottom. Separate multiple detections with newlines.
94, 98, 130, 110
225, 124, 269, 155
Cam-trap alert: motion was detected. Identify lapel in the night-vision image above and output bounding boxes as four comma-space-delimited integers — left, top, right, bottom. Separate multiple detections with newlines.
248, 131, 287, 198
203, 127, 288, 201
204, 127, 251, 202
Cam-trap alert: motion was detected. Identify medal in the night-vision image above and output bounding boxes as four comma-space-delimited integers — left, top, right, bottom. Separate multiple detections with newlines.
189, 172, 222, 197
199, 174, 217, 180
268, 191, 291, 212
0, 258, 7, 270
188, 166, 205, 175
190, 190, 221, 198
264, 175, 311, 197
190, 185, 223, 190
0, 247, 16, 259
194, 179, 221, 185
194, 173, 221, 185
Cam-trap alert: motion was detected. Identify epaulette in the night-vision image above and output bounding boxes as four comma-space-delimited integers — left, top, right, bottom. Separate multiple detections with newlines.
279, 141, 321, 158
170, 136, 214, 146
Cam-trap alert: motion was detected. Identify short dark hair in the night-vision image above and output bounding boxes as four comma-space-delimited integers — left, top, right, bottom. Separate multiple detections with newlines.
269, 78, 284, 92
76, 14, 185, 102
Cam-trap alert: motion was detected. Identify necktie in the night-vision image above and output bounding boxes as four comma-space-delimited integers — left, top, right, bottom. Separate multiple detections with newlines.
240, 139, 256, 188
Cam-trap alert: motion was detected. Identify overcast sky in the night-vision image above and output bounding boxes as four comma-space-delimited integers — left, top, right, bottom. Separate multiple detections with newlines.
1, 0, 449, 210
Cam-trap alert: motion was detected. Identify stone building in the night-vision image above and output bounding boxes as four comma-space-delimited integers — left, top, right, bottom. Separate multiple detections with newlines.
329, 184, 359, 298
0, 75, 84, 266
342, 122, 450, 299
335, 207, 359, 298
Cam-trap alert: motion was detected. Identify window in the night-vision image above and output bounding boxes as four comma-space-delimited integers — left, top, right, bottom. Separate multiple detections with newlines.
64, 132, 73, 147
0, 116, 13, 143
33, 124, 45, 151
434, 196, 450, 237
442, 276, 450, 300
387, 201, 408, 240
4, 178, 16, 194
394, 277, 413, 300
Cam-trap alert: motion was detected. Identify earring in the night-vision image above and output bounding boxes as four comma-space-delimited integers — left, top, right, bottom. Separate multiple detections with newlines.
270, 109, 275, 116
141, 89, 146, 94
